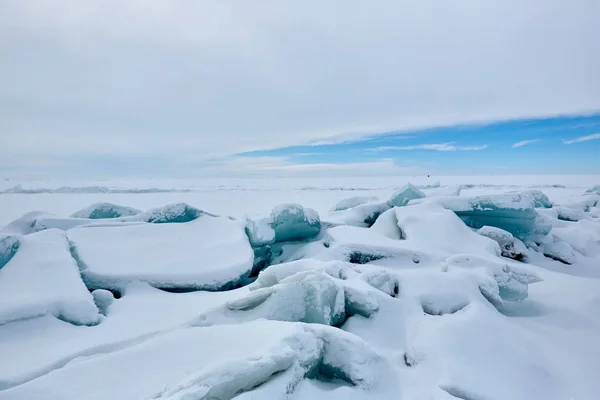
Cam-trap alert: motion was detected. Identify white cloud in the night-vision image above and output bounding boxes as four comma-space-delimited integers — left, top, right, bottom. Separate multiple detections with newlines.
512, 139, 540, 148
368, 143, 488, 152
1, 0, 599, 177
563, 133, 600, 144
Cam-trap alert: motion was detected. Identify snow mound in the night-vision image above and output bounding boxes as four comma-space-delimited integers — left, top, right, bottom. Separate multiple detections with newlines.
68, 215, 254, 292
0, 229, 100, 326
0, 234, 20, 270
555, 206, 587, 222
71, 202, 141, 219
0, 320, 394, 400
1, 211, 93, 235
477, 226, 527, 261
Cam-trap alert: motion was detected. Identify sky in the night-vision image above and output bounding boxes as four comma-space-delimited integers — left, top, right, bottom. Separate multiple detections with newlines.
1, 0, 600, 179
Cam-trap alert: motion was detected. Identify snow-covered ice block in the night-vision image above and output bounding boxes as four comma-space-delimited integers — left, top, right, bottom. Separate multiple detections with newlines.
445, 254, 542, 303
389, 183, 426, 207
0, 320, 392, 400
332, 196, 379, 211
555, 206, 587, 222
135, 202, 208, 223
477, 226, 527, 261
412, 193, 551, 240
393, 203, 500, 258
550, 219, 600, 257
69, 215, 254, 291
270, 203, 321, 242
540, 237, 578, 265
520, 189, 553, 208
0, 234, 20, 270
245, 217, 275, 247
1, 211, 93, 235
326, 200, 391, 228
0, 229, 100, 326
71, 202, 141, 219
194, 259, 381, 327
585, 184, 600, 195
91, 289, 115, 316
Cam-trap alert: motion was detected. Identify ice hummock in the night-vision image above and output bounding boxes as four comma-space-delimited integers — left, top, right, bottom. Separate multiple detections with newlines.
0, 229, 100, 326
68, 214, 254, 292
71, 202, 141, 219
0, 234, 20, 270
135, 202, 209, 223
411, 193, 551, 240
332, 196, 379, 211
388, 183, 426, 207
444, 254, 542, 304
270, 203, 321, 243
246, 203, 321, 247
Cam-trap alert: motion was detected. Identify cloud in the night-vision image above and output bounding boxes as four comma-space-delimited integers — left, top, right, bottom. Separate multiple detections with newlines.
1, 0, 599, 177
512, 139, 540, 148
563, 133, 600, 144
368, 143, 488, 152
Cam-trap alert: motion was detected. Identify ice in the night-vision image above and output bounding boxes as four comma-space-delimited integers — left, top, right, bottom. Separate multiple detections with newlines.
555, 205, 587, 222
0, 234, 20, 270
0, 229, 100, 326
540, 237, 578, 265
585, 184, 600, 195
68, 215, 254, 291
326, 200, 391, 228
71, 202, 141, 219
135, 202, 209, 223
194, 259, 382, 327
270, 203, 321, 242
388, 183, 426, 207
520, 189, 553, 208
412, 193, 551, 240
477, 226, 527, 261
444, 254, 542, 303
332, 196, 379, 211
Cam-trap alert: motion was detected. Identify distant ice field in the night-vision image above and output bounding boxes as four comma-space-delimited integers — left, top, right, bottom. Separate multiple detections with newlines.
1, 175, 597, 226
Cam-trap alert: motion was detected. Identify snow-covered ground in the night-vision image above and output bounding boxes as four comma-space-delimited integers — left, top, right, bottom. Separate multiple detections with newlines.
1, 175, 599, 400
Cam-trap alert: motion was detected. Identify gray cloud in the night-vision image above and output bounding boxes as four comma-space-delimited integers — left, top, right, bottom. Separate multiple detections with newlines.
1, 0, 599, 176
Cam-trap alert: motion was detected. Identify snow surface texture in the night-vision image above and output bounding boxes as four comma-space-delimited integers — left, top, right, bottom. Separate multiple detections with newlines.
1, 177, 600, 399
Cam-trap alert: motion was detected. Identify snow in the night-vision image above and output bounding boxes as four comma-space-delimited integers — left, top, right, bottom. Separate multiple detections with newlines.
68, 214, 254, 291
0, 229, 100, 326
0, 175, 599, 399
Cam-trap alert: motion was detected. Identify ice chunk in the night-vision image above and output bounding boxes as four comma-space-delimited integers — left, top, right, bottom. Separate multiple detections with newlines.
0, 229, 100, 326
270, 203, 321, 242
245, 217, 276, 247
1, 211, 92, 235
136, 202, 208, 223
520, 190, 553, 208
555, 206, 586, 222
68, 215, 254, 291
71, 202, 141, 219
412, 193, 551, 240
0, 234, 20, 270
326, 201, 391, 228
445, 254, 542, 303
217, 271, 346, 326
477, 226, 527, 261
585, 184, 600, 195
332, 196, 379, 211
540, 238, 578, 265
388, 183, 426, 207
91, 289, 115, 316
370, 208, 404, 240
